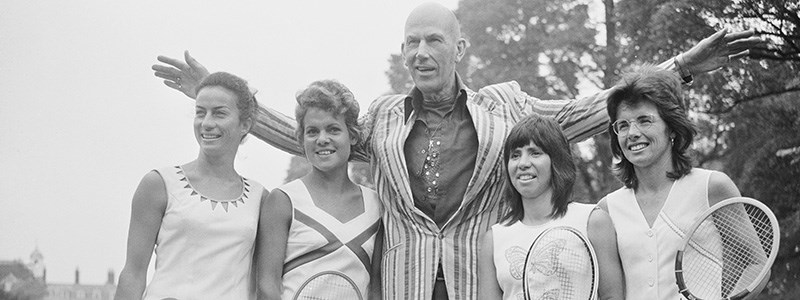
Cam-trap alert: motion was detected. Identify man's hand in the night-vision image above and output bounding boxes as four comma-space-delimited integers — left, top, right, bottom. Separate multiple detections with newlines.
152, 50, 210, 99
680, 28, 762, 75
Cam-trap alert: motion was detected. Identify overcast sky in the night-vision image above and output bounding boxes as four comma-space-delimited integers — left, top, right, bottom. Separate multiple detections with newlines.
0, 0, 460, 284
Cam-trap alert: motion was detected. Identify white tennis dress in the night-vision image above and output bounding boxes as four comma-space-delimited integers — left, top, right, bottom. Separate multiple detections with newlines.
607, 168, 716, 300
143, 166, 263, 300
279, 179, 382, 299
491, 202, 595, 300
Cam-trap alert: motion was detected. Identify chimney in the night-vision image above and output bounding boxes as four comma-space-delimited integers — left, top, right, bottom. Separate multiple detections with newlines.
107, 269, 115, 285
74, 267, 80, 285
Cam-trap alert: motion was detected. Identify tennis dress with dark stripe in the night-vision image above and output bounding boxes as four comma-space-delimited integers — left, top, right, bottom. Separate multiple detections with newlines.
278, 179, 382, 299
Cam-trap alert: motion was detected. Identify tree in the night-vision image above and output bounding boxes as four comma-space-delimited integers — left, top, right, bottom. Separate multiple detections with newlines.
456, 0, 601, 99
283, 156, 311, 183
454, 0, 626, 202
385, 54, 413, 95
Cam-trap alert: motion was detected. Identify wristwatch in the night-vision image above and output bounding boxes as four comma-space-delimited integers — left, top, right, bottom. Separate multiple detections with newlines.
675, 54, 694, 85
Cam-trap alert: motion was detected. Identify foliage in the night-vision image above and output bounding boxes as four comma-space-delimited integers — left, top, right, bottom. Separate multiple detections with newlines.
385, 54, 414, 94
283, 156, 311, 183
456, 0, 601, 99
1, 279, 47, 300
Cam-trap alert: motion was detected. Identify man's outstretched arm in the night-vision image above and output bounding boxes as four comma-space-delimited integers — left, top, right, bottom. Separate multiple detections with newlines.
657, 28, 760, 82
151, 51, 370, 161
510, 28, 761, 143
152, 51, 303, 156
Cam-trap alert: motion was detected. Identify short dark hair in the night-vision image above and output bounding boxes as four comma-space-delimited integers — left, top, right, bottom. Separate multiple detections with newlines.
196, 72, 258, 134
606, 64, 696, 189
294, 80, 362, 159
500, 115, 576, 225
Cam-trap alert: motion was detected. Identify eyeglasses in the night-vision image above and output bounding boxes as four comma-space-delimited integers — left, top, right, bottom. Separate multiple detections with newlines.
611, 114, 657, 135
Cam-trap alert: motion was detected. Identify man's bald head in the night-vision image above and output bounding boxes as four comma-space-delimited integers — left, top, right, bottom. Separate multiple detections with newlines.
404, 2, 461, 40
401, 2, 467, 100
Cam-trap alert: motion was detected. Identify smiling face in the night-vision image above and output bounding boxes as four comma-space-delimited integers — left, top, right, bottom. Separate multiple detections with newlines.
508, 141, 554, 202
401, 3, 465, 99
194, 86, 248, 156
301, 107, 354, 173
615, 101, 674, 170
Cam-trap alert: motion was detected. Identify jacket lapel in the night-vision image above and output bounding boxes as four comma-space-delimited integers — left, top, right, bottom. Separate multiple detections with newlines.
376, 105, 417, 212
461, 92, 510, 208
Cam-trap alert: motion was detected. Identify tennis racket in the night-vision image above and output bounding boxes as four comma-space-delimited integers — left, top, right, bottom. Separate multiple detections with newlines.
675, 197, 780, 300
292, 271, 363, 300
522, 226, 598, 300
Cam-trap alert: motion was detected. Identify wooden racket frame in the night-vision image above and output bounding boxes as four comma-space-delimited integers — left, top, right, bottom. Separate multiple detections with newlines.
674, 197, 780, 300
292, 270, 363, 300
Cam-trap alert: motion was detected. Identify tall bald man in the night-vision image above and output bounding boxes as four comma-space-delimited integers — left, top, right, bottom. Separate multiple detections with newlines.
153, 3, 759, 299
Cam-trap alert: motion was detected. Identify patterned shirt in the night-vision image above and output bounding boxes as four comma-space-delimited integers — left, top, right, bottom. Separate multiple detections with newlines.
403, 79, 478, 227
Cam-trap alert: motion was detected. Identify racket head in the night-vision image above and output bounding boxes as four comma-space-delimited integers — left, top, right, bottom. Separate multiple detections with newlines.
292, 270, 363, 300
522, 225, 598, 300
675, 197, 780, 300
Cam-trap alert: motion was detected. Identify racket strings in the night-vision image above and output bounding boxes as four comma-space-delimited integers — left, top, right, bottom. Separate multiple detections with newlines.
295, 273, 361, 300
524, 229, 595, 300
683, 203, 774, 298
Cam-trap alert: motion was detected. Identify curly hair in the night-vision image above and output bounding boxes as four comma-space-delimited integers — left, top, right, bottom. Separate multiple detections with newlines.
606, 64, 696, 189
500, 114, 576, 225
294, 80, 362, 159
196, 72, 258, 134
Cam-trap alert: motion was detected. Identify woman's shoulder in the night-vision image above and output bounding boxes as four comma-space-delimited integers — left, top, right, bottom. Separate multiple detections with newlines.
275, 178, 305, 194
567, 202, 596, 210
602, 186, 634, 204
356, 184, 383, 215
491, 220, 522, 233
138, 169, 168, 189
242, 175, 264, 189
706, 170, 740, 205
152, 165, 181, 178
357, 184, 378, 196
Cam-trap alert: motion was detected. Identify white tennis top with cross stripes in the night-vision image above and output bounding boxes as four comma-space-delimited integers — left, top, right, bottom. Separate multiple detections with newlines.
279, 179, 382, 300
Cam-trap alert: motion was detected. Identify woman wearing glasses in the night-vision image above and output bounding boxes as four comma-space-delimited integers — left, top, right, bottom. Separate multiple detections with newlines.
587, 65, 743, 300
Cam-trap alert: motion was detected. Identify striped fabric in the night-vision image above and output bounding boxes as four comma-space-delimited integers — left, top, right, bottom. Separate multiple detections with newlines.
250, 80, 609, 299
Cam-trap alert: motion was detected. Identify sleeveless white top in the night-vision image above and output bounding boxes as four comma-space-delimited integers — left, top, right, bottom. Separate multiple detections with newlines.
607, 168, 714, 300
279, 179, 382, 300
491, 202, 595, 300
143, 166, 263, 300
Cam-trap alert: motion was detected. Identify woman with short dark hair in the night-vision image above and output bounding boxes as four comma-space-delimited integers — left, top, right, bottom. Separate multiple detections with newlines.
478, 114, 597, 300
116, 72, 266, 300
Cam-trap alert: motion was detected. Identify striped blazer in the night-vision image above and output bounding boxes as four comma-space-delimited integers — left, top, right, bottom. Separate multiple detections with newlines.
250, 80, 610, 299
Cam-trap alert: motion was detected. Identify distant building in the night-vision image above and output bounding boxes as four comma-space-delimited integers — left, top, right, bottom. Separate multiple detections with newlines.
1, 247, 116, 300
44, 268, 116, 300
